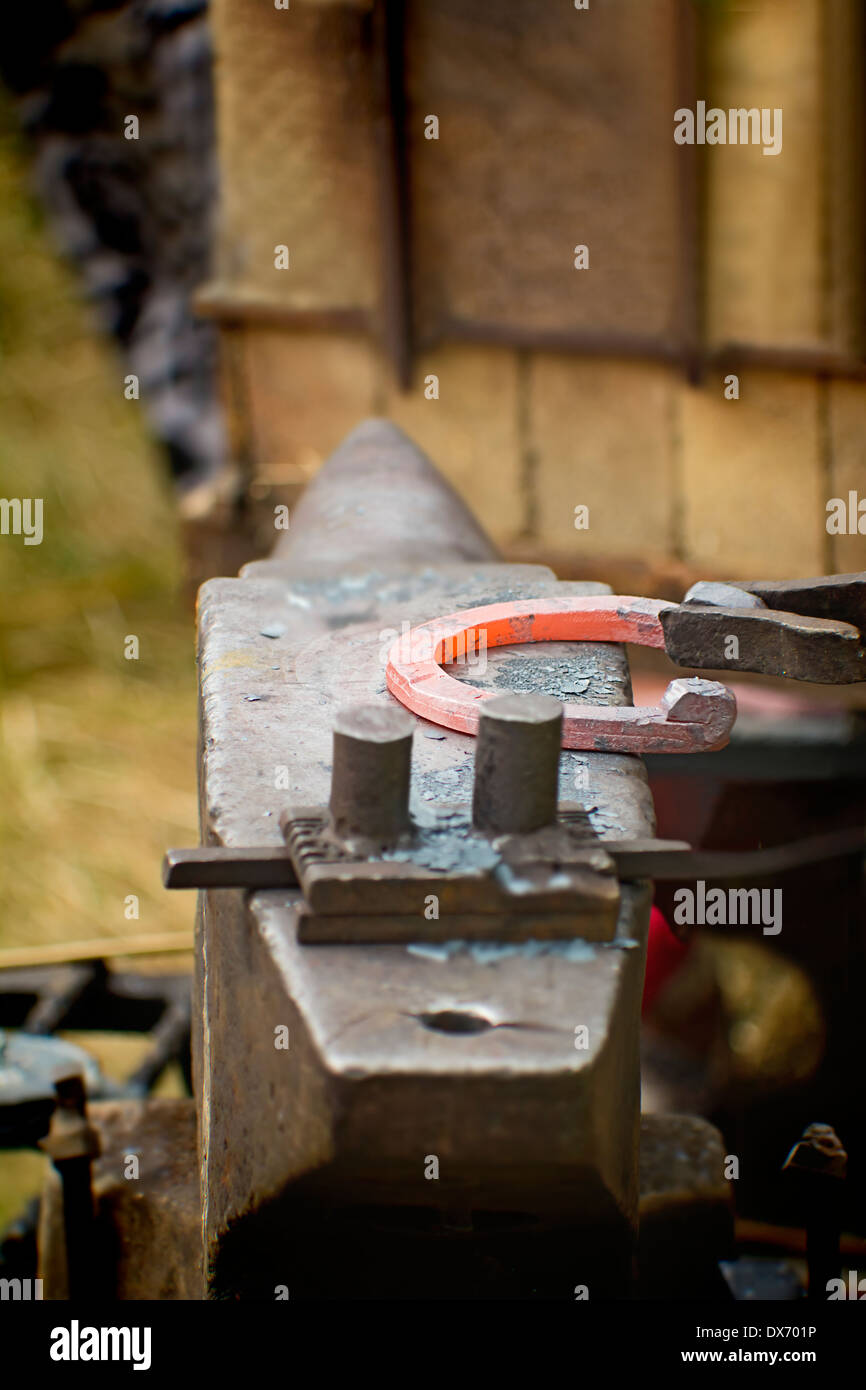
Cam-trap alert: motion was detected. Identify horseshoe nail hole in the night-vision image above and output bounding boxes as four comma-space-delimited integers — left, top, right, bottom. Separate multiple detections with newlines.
417, 1009, 493, 1035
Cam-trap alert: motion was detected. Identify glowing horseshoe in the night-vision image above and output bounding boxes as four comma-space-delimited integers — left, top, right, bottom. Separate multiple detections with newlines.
385, 596, 736, 754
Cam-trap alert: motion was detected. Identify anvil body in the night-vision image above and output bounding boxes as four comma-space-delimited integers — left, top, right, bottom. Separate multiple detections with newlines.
194, 422, 654, 1298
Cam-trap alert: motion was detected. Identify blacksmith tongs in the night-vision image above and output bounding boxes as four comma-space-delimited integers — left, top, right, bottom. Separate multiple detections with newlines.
661, 572, 866, 684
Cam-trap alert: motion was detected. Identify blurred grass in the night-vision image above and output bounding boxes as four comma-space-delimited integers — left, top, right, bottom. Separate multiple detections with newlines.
0, 96, 198, 953
0, 96, 198, 1226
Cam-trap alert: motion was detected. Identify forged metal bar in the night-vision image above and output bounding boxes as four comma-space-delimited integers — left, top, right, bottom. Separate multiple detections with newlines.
605, 827, 866, 881
162, 846, 295, 890
163, 827, 866, 895
662, 572, 866, 682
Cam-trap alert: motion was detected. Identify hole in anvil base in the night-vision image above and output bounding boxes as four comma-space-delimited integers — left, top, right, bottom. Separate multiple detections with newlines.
417, 1009, 492, 1035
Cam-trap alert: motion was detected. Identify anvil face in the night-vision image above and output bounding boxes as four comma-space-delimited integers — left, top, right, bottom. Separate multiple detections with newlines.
194, 424, 654, 1299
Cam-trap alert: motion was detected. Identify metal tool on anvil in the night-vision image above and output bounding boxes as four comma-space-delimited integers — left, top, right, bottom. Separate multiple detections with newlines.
164, 766, 865, 944
660, 575, 866, 683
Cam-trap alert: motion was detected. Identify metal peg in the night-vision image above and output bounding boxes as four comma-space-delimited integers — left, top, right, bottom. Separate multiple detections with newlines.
329, 703, 414, 844
472, 693, 564, 835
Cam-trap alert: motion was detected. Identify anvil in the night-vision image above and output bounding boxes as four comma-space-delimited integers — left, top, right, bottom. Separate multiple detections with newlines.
187, 419, 691, 1298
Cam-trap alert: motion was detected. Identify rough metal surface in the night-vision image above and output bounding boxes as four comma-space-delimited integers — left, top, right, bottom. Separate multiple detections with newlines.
197, 565, 655, 848
195, 561, 653, 1289
682, 580, 767, 610
197, 562, 653, 1294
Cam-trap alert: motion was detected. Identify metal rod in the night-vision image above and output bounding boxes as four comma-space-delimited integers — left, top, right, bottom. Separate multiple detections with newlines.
38, 1075, 101, 1300
607, 827, 866, 881
330, 703, 414, 843
162, 847, 296, 889
472, 694, 563, 835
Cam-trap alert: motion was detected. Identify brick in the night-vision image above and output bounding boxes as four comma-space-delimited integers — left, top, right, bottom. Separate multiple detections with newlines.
680, 372, 824, 578
384, 346, 523, 546
243, 329, 380, 478
530, 358, 677, 562
407, 0, 682, 341
210, 0, 379, 311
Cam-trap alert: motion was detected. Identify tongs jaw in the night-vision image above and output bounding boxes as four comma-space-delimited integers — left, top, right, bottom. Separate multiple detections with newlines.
661, 574, 866, 684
